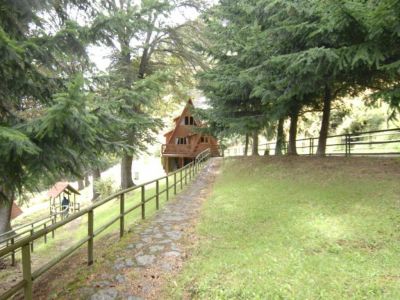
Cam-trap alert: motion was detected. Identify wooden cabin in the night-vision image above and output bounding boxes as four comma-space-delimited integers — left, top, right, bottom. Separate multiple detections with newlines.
161, 99, 220, 173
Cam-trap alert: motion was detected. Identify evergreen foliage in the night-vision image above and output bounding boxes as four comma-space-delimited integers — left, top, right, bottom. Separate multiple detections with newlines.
0, 0, 125, 233
198, 0, 400, 155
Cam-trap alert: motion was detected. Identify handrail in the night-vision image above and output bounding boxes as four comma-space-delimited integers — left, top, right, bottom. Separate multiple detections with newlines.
0, 152, 211, 300
0, 216, 54, 240
0, 206, 70, 250
195, 148, 211, 161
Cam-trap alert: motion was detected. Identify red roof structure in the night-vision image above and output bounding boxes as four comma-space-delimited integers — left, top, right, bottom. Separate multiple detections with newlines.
11, 203, 23, 220
48, 181, 81, 217
47, 182, 80, 198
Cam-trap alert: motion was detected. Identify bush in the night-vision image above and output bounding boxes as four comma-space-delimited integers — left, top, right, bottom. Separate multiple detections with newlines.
94, 178, 116, 198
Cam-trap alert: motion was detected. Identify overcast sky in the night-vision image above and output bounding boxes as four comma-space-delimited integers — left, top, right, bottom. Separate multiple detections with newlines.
88, 2, 210, 71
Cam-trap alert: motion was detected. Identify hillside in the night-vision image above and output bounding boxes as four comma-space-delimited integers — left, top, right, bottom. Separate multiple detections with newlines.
172, 157, 400, 299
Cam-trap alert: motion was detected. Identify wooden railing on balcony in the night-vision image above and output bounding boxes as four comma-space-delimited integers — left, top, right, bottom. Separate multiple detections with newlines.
161, 144, 192, 155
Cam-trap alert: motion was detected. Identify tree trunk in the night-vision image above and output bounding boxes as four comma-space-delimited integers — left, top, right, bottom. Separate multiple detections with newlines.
84, 174, 90, 187
316, 85, 332, 156
244, 133, 249, 156
92, 168, 101, 201
78, 179, 84, 190
0, 187, 14, 236
275, 118, 285, 156
287, 110, 299, 155
121, 153, 134, 189
252, 130, 259, 156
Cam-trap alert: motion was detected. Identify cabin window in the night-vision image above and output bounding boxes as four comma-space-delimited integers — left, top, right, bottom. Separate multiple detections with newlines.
184, 116, 194, 125
200, 136, 209, 143
176, 137, 188, 144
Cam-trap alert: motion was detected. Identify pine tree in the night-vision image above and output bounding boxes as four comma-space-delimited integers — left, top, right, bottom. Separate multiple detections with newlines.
0, 0, 125, 234
91, 0, 205, 188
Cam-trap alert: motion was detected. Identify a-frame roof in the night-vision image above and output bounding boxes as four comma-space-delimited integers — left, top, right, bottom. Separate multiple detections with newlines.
166, 99, 196, 144
48, 182, 80, 198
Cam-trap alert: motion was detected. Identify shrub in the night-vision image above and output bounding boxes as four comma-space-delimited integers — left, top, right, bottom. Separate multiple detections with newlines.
94, 178, 116, 198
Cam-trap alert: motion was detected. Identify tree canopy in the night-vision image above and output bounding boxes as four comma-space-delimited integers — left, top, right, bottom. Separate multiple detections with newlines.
197, 0, 400, 155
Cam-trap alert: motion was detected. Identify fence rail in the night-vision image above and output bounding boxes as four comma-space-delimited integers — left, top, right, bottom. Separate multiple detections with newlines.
0, 206, 73, 267
225, 128, 400, 157
0, 148, 211, 300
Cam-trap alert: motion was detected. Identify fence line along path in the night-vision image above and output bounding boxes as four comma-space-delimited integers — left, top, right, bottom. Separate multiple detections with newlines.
78, 157, 221, 299
0, 148, 211, 300
225, 128, 400, 157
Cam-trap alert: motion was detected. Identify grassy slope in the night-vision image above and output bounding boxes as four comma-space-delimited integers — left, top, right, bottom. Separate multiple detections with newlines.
172, 157, 400, 299
0, 172, 183, 295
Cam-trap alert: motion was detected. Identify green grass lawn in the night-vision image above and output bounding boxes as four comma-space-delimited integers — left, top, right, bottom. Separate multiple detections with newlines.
0, 171, 187, 293
32, 171, 181, 258
172, 157, 400, 299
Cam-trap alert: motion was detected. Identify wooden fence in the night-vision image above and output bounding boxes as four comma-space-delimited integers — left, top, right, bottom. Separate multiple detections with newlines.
225, 128, 400, 157
0, 206, 73, 267
0, 149, 211, 300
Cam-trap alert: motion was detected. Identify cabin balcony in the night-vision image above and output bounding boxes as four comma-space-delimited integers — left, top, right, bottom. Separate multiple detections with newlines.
161, 144, 193, 157
161, 143, 221, 158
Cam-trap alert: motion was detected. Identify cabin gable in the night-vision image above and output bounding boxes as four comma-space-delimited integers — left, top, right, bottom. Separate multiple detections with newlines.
161, 99, 220, 172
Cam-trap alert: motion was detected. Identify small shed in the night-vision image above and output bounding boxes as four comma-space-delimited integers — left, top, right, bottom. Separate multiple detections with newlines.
48, 182, 81, 216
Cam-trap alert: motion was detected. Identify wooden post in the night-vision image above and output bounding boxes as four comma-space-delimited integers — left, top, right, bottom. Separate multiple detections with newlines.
22, 243, 33, 300
348, 134, 352, 156
51, 217, 55, 238
43, 223, 47, 243
88, 210, 94, 266
189, 164, 192, 180
345, 134, 350, 156
141, 185, 145, 219
156, 180, 160, 210
174, 173, 177, 195
185, 167, 187, 185
180, 169, 183, 190
30, 226, 34, 252
11, 237, 15, 266
120, 193, 125, 238
166, 176, 169, 201
311, 138, 314, 155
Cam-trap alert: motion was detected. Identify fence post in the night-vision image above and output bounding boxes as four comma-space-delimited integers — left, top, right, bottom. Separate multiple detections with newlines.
156, 180, 159, 210
345, 134, 350, 156
174, 173, 177, 195
22, 243, 33, 300
141, 185, 145, 219
185, 167, 187, 185
309, 138, 313, 155
52, 216, 56, 238
348, 134, 352, 156
43, 223, 47, 243
120, 193, 125, 238
166, 176, 169, 201
88, 210, 94, 266
11, 237, 15, 266
189, 164, 192, 180
30, 226, 34, 252
180, 169, 183, 190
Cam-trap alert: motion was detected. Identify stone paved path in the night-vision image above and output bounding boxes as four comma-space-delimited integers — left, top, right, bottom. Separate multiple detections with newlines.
83, 158, 221, 300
